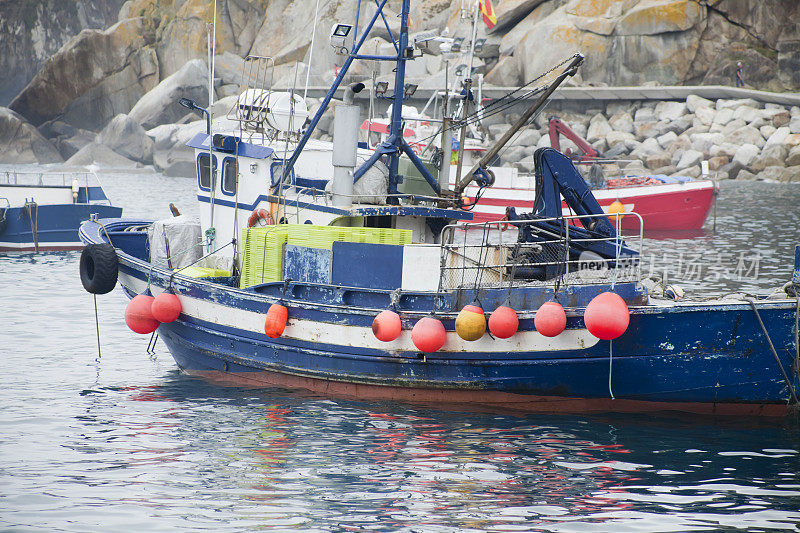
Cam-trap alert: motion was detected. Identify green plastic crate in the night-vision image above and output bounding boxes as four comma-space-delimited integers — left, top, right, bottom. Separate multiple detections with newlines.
241, 224, 412, 287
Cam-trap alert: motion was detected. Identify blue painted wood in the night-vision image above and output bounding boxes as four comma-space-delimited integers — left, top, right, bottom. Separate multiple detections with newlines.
793, 245, 799, 284
186, 133, 274, 159
284, 245, 331, 284
331, 241, 403, 290
1, 203, 122, 248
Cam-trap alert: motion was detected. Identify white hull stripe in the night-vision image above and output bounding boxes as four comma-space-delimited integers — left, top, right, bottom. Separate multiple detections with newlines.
459, 180, 714, 201
121, 274, 599, 353
0, 240, 78, 249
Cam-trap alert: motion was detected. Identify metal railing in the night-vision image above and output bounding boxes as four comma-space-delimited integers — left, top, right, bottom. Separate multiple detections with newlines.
437, 212, 643, 290
0, 169, 111, 205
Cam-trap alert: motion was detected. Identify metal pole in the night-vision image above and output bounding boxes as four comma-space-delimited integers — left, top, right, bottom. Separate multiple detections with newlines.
454, 77, 472, 185
454, 53, 584, 195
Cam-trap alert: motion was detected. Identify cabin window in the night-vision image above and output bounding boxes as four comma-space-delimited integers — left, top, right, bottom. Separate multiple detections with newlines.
221, 157, 238, 195
270, 160, 295, 188
197, 153, 217, 191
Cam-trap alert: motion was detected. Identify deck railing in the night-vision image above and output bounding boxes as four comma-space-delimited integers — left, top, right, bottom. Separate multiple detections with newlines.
437, 212, 643, 290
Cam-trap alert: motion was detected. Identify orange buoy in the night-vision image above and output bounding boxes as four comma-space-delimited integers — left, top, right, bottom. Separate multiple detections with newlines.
584, 292, 630, 340
608, 200, 625, 216
125, 293, 159, 334
455, 304, 486, 341
372, 309, 402, 342
411, 316, 446, 352
151, 292, 182, 323
534, 301, 567, 337
265, 303, 288, 338
488, 305, 519, 339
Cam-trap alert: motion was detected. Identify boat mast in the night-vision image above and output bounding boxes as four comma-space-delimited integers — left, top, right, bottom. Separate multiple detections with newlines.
281, 0, 441, 201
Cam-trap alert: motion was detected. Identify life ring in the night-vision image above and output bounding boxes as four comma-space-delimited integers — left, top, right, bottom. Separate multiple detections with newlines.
80, 243, 118, 294
247, 208, 273, 228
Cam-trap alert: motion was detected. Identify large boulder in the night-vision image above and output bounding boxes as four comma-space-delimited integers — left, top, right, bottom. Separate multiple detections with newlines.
97, 114, 155, 165
129, 59, 211, 130
0, 107, 63, 164
9, 18, 159, 131
65, 142, 139, 167
732, 143, 760, 167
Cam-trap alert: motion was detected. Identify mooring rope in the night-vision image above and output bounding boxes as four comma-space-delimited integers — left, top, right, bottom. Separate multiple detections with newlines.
746, 297, 799, 405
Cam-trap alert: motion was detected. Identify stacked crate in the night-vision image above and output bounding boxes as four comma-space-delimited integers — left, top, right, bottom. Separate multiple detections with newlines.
240, 225, 412, 287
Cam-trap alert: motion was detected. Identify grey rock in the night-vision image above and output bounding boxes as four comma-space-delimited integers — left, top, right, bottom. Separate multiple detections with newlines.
129, 59, 211, 130
655, 101, 687, 122
694, 106, 716, 126
732, 143, 760, 167
55, 132, 95, 160
604, 142, 629, 158
725, 126, 765, 148
712, 107, 735, 126
514, 129, 541, 147
732, 105, 762, 124
751, 144, 789, 171
721, 160, 744, 180
608, 111, 634, 134
759, 165, 793, 182
646, 153, 672, 170
686, 94, 713, 113
737, 169, 758, 181
669, 115, 694, 134
652, 165, 677, 176
790, 117, 800, 134
213, 52, 244, 86
630, 137, 661, 158
709, 142, 738, 158
97, 113, 154, 165
760, 125, 777, 140
707, 155, 730, 170
9, 19, 159, 131
764, 126, 790, 146
587, 114, 612, 143
634, 107, 656, 123
0, 107, 63, 164
689, 132, 723, 153
65, 142, 139, 167
787, 145, 800, 167
716, 98, 760, 111
770, 111, 791, 127
154, 145, 195, 177
676, 149, 703, 169
656, 131, 678, 149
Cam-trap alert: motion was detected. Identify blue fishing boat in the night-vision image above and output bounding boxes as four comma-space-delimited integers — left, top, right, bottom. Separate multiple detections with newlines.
79, 0, 800, 417
1, 168, 121, 252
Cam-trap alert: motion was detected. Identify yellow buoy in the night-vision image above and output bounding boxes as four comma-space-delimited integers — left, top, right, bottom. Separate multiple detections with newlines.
455, 304, 486, 341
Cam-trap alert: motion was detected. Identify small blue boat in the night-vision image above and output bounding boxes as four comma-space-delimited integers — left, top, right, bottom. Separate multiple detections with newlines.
79, 0, 800, 417
1, 168, 121, 252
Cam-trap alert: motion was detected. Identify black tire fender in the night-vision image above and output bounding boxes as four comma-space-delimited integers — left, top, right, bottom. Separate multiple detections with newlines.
80, 243, 118, 294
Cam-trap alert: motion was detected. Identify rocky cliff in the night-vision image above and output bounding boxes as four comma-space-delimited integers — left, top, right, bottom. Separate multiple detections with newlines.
2, 0, 799, 176
0, 0, 125, 106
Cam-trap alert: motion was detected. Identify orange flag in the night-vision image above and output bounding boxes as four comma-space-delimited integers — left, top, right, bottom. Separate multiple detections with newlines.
479, 0, 497, 29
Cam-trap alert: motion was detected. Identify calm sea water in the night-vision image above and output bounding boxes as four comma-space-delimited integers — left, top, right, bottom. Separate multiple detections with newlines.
1, 172, 799, 532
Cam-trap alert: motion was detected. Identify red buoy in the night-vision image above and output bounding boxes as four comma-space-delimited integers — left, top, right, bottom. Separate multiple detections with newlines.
455, 304, 486, 341
265, 303, 288, 338
151, 292, 182, 323
534, 301, 567, 337
125, 293, 159, 334
488, 305, 519, 339
411, 316, 446, 352
584, 292, 630, 340
372, 309, 402, 342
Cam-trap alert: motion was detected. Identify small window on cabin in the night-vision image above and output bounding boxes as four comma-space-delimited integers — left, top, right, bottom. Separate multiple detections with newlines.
222, 158, 238, 195
197, 154, 217, 191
